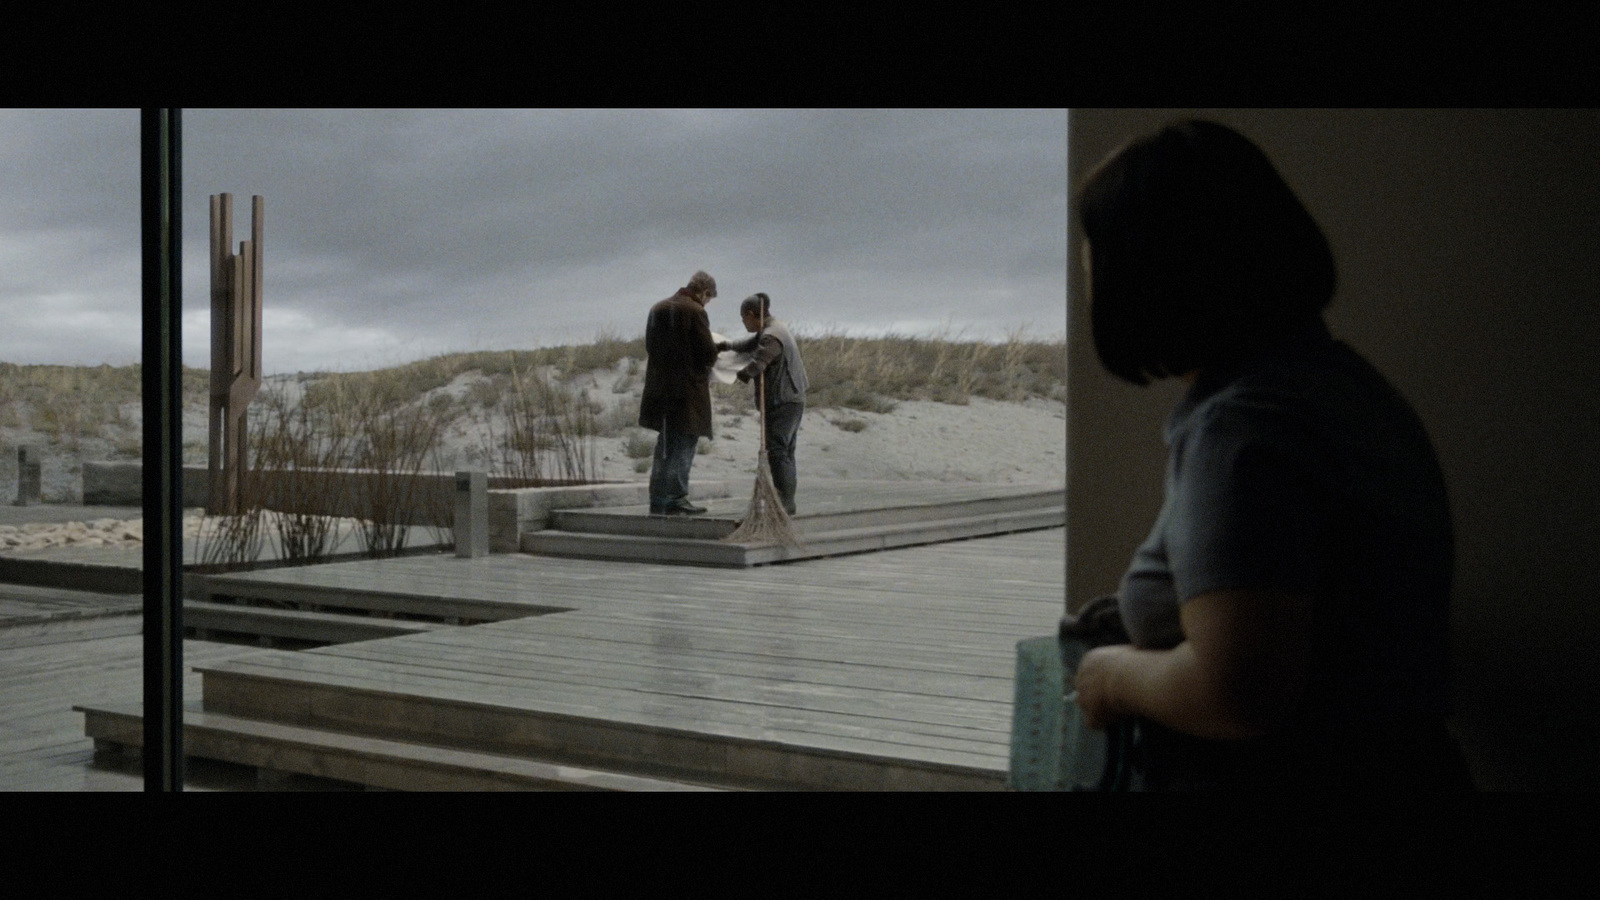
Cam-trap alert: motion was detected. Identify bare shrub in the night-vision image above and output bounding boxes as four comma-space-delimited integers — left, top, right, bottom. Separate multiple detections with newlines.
249, 385, 354, 564
194, 458, 266, 568
350, 393, 445, 558
711, 378, 754, 415
468, 376, 504, 411
622, 429, 655, 459
426, 392, 458, 424
594, 398, 638, 437
481, 367, 599, 485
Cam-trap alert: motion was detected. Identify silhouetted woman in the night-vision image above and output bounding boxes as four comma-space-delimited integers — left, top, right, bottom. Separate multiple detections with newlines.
1071, 120, 1473, 790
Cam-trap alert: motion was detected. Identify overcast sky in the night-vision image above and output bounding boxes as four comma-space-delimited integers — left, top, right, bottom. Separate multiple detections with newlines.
0, 109, 1067, 375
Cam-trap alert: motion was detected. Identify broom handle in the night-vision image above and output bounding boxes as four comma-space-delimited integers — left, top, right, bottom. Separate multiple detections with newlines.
758, 367, 767, 451
756, 322, 767, 451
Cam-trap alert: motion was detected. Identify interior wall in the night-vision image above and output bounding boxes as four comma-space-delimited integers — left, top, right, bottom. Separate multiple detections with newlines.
1065, 109, 1600, 790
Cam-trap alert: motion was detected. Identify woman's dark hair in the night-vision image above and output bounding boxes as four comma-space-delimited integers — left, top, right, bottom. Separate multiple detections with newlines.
1076, 120, 1336, 385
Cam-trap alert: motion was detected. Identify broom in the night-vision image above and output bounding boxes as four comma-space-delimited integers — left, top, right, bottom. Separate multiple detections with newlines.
723, 367, 802, 548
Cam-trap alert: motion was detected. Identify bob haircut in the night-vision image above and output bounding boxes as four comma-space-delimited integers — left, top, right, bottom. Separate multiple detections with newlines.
1076, 120, 1337, 386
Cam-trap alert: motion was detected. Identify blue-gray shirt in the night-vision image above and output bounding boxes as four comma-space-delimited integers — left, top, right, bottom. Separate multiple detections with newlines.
1119, 318, 1454, 727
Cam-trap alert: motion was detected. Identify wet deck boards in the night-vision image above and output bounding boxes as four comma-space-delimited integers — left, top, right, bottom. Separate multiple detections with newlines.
193, 527, 1066, 786
0, 635, 263, 790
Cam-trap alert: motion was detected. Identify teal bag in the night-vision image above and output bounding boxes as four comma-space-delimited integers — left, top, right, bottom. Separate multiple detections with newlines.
1010, 596, 1134, 791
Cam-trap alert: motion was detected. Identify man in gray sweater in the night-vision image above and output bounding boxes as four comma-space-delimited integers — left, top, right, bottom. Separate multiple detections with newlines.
719, 293, 809, 515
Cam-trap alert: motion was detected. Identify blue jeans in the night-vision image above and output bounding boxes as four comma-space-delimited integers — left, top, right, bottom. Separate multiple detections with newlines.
648, 421, 700, 508
764, 401, 803, 514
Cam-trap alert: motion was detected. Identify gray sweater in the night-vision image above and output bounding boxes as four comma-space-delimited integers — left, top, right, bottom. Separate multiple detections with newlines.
729, 317, 808, 408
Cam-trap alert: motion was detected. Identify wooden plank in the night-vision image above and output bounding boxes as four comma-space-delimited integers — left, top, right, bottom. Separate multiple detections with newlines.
325, 625, 1019, 698
238, 641, 1017, 733
184, 530, 1065, 779
197, 664, 1010, 775
82, 704, 724, 791
0, 634, 265, 790
20, 515, 1064, 790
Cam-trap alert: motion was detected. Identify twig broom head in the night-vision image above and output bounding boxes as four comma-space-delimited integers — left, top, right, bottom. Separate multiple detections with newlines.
722, 447, 800, 547
722, 368, 801, 548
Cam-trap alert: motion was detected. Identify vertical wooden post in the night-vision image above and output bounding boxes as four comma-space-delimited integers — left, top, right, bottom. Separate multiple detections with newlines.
207, 193, 263, 515
208, 194, 232, 514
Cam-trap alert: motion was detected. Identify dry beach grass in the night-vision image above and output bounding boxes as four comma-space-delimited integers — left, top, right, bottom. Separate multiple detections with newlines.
0, 328, 1067, 554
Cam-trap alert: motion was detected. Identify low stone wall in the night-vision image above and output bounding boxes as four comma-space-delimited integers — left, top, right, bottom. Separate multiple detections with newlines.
82, 462, 214, 508
81, 461, 731, 553
82, 462, 615, 528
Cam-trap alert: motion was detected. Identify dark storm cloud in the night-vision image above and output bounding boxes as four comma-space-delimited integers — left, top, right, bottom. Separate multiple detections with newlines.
1, 109, 1066, 373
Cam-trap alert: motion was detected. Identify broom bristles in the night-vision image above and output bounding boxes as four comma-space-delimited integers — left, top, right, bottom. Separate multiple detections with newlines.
722, 356, 802, 549
723, 450, 802, 548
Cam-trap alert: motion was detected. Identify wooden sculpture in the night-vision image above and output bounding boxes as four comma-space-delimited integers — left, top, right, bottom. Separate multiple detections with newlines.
207, 194, 263, 515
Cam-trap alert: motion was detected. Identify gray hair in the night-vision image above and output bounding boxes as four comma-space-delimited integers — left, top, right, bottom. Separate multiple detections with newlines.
687, 270, 717, 299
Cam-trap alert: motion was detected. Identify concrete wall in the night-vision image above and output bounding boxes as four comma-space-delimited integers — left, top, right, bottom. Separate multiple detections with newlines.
82, 461, 734, 554
1067, 109, 1600, 790
81, 462, 215, 508
82, 462, 604, 527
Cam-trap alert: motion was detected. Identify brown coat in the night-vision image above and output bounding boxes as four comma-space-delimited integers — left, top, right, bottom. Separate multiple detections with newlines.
638, 288, 719, 438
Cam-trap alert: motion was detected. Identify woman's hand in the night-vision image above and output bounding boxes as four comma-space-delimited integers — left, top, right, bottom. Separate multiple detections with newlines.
1075, 644, 1130, 731
1073, 589, 1313, 741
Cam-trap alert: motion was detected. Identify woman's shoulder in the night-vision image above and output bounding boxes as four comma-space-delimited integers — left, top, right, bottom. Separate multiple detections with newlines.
1182, 342, 1443, 494
1199, 340, 1398, 421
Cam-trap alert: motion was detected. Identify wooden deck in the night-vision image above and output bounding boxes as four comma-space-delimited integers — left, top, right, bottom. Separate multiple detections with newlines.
0, 583, 142, 649
73, 525, 1066, 790
527, 480, 1063, 566
1, 635, 271, 791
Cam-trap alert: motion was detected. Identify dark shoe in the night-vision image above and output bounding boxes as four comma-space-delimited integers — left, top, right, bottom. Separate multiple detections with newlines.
659, 501, 706, 516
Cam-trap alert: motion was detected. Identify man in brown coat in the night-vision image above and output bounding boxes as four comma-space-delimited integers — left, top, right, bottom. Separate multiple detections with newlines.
639, 270, 719, 515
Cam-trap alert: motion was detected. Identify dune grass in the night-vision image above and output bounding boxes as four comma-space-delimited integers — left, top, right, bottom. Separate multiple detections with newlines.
292, 324, 1064, 418
0, 362, 207, 450
1, 325, 1063, 504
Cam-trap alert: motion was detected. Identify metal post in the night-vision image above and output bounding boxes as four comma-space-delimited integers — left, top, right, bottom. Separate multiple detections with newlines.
141, 108, 183, 791
15, 446, 41, 506
454, 470, 488, 558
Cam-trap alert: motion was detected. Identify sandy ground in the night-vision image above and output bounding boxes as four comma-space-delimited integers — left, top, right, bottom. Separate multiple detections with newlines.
0, 360, 1065, 549
677, 396, 1066, 486
492, 357, 1067, 487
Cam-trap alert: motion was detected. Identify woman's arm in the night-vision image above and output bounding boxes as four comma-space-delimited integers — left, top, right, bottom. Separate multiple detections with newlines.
1074, 587, 1312, 741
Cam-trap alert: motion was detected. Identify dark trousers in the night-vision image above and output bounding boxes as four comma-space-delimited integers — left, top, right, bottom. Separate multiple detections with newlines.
648, 421, 700, 507
764, 401, 803, 514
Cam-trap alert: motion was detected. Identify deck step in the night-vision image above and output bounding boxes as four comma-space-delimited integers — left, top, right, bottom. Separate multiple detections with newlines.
0, 612, 142, 648
191, 657, 1007, 791
0, 583, 143, 648
75, 702, 727, 791
192, 575, 571, 623
524, 504, 1065, 567
547, 488, 1064, 539
183, 599, 450, 646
